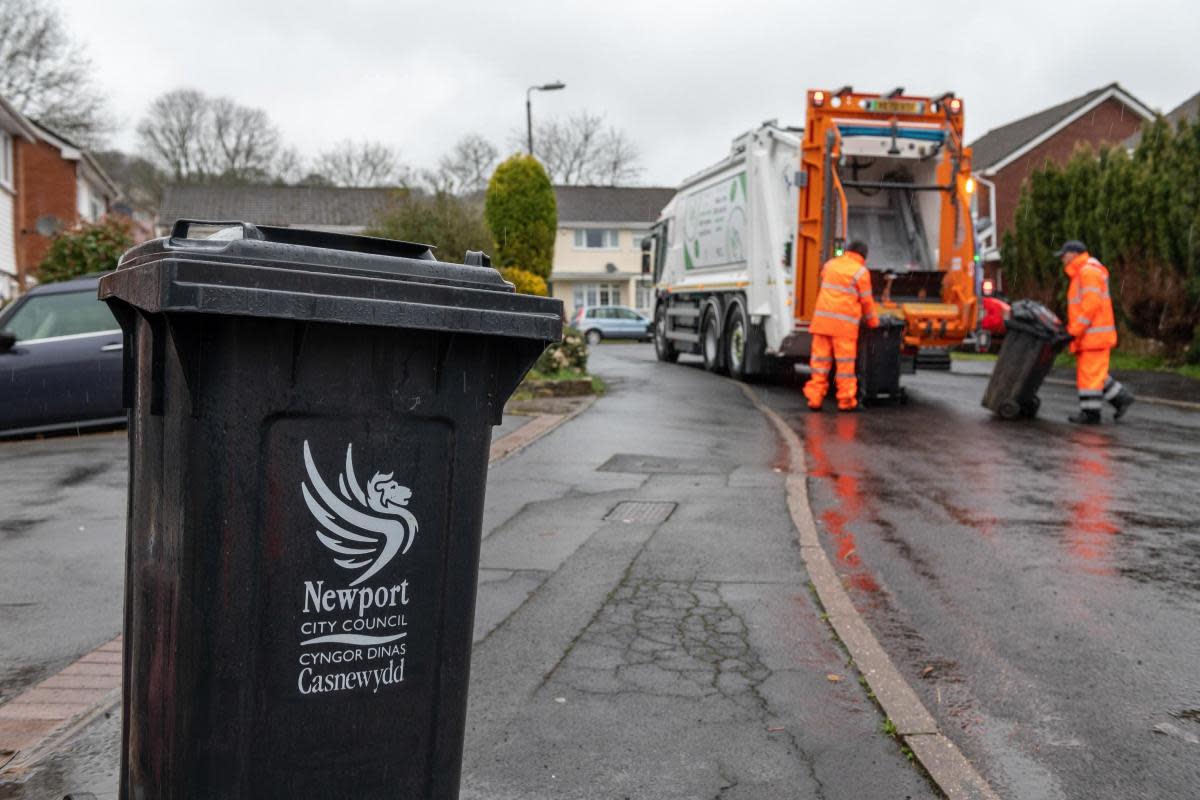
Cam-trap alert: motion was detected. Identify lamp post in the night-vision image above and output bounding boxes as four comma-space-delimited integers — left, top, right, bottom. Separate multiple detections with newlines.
526, 81, 566, 155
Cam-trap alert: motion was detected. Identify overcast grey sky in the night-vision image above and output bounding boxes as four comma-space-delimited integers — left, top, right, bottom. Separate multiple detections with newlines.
63, 0, 1198, 186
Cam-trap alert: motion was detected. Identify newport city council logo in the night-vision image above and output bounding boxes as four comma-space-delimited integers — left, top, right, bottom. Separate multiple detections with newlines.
294, 441, 417, 696
301, 440, 418, 586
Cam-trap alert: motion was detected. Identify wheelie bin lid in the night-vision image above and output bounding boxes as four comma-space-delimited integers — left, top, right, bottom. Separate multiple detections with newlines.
99, 220, 563, 342
1007, 299, 1065, 340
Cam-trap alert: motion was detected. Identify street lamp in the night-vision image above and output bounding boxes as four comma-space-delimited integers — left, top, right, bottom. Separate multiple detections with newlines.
527, 81, 566, 155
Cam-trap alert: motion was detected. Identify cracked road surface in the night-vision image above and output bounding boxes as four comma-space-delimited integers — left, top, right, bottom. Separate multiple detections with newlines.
461, 345, 932, 799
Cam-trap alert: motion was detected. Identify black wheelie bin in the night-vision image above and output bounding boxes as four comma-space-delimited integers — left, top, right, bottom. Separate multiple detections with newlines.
982, 299, 1071, 419
856, 315, 907, 404
99, 220, 562, 800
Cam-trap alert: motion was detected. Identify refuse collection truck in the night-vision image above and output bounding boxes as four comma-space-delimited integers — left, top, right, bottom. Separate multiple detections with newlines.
645, 88, 979, 381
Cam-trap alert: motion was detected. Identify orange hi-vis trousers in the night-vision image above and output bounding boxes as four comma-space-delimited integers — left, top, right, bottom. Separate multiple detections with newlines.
804, 335, 858, 409
1076, 347, 1126, 412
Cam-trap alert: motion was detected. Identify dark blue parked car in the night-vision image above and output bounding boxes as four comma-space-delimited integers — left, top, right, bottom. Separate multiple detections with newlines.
0, 274, 125, 437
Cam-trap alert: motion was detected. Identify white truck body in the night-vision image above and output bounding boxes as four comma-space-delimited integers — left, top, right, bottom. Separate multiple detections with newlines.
655, 123, 801, 355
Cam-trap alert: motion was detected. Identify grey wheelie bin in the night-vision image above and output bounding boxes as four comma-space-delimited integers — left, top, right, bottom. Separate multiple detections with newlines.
982, 299, 1071, 419
99, 220, 562, 799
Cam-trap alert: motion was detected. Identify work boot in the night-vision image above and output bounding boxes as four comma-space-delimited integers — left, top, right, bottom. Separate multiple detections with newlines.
1110, 387, 1136, 420
808, 403, 824, 412
837, 404, 860, 413
1067, 409, 1101, 425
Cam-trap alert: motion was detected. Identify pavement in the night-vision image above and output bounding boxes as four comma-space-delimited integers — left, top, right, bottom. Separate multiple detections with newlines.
0, 350, 932, 799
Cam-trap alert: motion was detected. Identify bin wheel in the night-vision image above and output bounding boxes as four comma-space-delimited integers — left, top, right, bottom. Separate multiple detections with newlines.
1022, 396, 1041, 417
997, 400, 1022, 420
898, 388, 909, 406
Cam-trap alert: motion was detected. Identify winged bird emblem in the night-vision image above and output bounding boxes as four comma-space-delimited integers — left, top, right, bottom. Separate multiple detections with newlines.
302, 441, 418, 586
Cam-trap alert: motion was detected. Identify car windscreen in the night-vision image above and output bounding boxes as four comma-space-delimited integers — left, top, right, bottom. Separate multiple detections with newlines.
2, 290, 119, 341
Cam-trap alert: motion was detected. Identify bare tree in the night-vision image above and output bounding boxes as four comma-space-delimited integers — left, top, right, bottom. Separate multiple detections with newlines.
0, 0, 111, 144
430, 134, 499, 195
137, 89, 285, 184
313, 140, 409, 187
137, 89, 216, 181
523, 112, 642, 186
210, 97, 282, 182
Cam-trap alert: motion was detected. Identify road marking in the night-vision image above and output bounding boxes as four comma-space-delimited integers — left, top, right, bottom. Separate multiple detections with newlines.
0, 400, 598, 777
739, 382, 1000, 800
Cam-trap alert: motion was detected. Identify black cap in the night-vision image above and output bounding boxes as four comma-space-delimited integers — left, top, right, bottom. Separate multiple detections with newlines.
846, 240, 869, 258
1054, 240, 1087, 257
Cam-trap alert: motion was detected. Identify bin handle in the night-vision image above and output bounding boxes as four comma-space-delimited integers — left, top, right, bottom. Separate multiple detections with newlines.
170, 219, 265, 242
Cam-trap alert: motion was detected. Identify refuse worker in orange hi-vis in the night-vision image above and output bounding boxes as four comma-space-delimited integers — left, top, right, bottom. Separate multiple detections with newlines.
1057, 240, 1135, 425
803, 240, 880, 412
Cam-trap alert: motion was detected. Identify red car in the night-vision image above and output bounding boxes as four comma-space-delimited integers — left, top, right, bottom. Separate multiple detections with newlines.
976, 294, 1011, 352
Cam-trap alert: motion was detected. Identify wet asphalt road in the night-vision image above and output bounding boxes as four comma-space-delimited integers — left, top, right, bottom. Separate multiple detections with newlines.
739, 356, 1200, 799
6, 342, 1197, 798
0, 431, 128, 706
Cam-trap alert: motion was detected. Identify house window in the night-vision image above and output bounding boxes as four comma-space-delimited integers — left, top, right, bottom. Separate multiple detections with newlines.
572, 282, 623, 310
629, 230, 648, 250
0, 131, 12, 189
635, 280, 654, 311
573, 228, 619, 249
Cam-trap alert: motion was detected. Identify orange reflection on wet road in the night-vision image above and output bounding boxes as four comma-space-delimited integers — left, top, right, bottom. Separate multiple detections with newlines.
804, 412, 880, 594
1062, 428, 1119, 577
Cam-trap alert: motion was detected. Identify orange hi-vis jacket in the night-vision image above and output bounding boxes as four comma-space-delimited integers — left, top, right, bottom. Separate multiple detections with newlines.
809, 252, 879, 338
1065, 252, 1117, 351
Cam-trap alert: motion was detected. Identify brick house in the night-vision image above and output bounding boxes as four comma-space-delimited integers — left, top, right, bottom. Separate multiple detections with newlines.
969, 82, 1153, 287
549, 185, 675, 319
0, 95, 38, 300
13, 120, 120, 290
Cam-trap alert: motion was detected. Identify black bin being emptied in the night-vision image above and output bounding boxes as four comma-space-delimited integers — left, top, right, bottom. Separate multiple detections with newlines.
982, 299, 1070, 419
99, 220, 562, 799
856, 315, 906, 404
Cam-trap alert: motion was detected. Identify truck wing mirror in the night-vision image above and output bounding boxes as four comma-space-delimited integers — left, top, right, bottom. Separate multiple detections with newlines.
0, 332, 15, 353
640, 236, 652, 275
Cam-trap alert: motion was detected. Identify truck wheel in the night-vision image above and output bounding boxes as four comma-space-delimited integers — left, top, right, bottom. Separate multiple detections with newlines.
725, 303, 750, 382
654, 305, 679, 363
701, 308, 723, 373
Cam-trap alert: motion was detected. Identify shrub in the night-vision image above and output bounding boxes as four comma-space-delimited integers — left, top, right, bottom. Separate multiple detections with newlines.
484, 154, 556, 280
37, 217, 134, 283
499, 267, 548, 296
534, 326, 588, 375
366, 189, 493, 263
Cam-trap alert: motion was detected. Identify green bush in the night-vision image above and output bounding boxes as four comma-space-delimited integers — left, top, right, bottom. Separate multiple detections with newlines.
1002, 117, 1200, 359
499, 266, 548, 296
37, 217, 134, 283
484, 154, 556, 280
366, 189, 493, 263
534, 326, 588, 375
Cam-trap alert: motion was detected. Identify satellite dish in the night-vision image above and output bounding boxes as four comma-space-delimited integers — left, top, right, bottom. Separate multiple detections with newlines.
605, 262, 617, 274
35, 215, 63, 237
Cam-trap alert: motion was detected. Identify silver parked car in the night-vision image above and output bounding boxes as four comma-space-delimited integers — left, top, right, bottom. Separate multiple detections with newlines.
572, 305, 651, 345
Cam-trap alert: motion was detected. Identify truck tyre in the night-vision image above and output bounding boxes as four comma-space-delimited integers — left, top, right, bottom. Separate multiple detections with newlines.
654, 304, 679, 363
725, 302, 751, 382
701, 307, 723, 373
